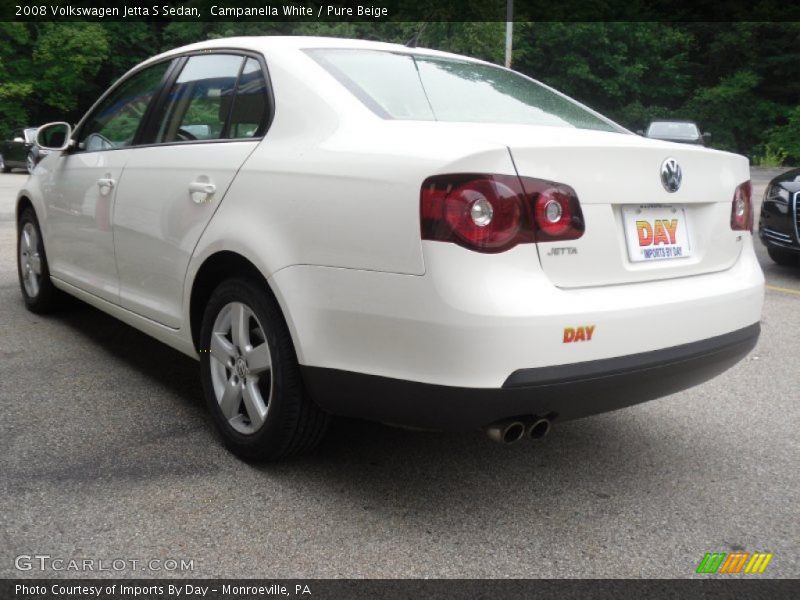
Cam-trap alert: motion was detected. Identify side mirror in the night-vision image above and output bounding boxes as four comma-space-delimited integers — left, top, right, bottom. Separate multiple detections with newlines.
701, 132, 712, 144
636, 129, 645, 136
36, 122, 73, 151
13, 137, 24, 143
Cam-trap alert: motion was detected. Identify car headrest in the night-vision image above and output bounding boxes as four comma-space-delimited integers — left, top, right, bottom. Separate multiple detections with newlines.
218, 85, 265, 124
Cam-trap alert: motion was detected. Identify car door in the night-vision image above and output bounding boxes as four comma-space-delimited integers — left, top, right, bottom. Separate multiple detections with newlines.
112, 53, 270, 328
43, 60, 174, 302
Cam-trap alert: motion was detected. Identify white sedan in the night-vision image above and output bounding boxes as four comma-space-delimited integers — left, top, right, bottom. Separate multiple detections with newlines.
18, 37, 764, 460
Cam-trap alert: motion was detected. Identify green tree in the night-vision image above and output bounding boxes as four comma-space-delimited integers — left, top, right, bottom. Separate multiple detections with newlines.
33, 23, 110, 116
763, 106, 800, 164
684, 70, 782, 153
417, 22, 505, 63
0, 23, 33, 134
0, 21, 796, 163
513, 23, 693, 117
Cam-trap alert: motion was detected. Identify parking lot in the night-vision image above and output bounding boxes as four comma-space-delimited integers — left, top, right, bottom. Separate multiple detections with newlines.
0, 167, 797, 578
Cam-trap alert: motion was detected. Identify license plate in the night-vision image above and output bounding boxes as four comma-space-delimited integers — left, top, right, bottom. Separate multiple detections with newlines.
622, 204, 692, 262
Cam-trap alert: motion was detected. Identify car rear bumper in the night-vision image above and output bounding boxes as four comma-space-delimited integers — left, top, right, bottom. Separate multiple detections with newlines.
272, 238, 763, 387
301, 322, 759, 430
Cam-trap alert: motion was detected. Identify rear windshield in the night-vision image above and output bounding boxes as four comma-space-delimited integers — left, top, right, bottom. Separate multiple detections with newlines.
307, 49, 621, 133
647, 122, 699, 139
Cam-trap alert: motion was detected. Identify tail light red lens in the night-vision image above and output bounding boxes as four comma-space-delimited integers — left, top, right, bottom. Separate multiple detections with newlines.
531, 185, 583, 242
421, 173, 584, 253
730, 180, 753, 232
421, 175, 531, 252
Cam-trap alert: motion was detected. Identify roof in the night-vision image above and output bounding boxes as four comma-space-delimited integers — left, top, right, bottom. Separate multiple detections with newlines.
138, 36, 485, 70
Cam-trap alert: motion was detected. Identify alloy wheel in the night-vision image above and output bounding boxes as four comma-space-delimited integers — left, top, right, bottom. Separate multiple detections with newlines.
209, 301, 273, 435
19, 222, 42, 298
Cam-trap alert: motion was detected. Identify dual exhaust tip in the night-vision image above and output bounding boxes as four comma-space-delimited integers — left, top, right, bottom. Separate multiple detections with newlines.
485, 417, 551, 445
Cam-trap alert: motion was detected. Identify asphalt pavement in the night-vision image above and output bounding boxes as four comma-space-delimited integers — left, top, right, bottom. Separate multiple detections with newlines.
0, 167, 798, 579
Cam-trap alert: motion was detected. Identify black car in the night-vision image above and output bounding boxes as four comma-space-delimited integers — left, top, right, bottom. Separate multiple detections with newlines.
759, 168, 800, 266
0, 127, 38, 173
640, 120, 711, 146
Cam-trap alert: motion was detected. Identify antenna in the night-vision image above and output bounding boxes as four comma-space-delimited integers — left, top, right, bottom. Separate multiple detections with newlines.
405, 23, 428, 48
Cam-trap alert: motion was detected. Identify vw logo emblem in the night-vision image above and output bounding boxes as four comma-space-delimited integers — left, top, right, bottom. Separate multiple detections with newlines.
235, 358, 248, 378
660, 158, 682, 193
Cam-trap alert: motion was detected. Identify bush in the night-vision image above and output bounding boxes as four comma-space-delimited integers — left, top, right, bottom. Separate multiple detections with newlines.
753, 144, 790, 167
762, 107, 800, 166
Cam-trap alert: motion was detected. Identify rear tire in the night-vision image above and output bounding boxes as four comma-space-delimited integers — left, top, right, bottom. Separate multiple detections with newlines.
17, 207, 60, 313
767, 246, 798, 267
199, 277, 329, 461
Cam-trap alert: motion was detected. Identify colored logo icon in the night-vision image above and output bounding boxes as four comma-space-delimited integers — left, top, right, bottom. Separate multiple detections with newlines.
696, 552, 773, 574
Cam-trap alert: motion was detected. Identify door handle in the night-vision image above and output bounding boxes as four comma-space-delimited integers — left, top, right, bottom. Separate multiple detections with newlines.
189, 180, 216, 204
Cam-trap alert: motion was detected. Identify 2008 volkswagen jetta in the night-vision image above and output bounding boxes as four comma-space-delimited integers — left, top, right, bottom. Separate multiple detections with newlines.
17, 37, 764, 460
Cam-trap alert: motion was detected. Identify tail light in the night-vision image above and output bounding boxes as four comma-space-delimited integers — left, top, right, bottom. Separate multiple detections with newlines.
528, 183, 584, 242
730, 180, 753, 232
421, 173, 584, 253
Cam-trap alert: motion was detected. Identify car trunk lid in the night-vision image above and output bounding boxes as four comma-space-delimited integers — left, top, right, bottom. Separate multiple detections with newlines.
503, 127, 750, 288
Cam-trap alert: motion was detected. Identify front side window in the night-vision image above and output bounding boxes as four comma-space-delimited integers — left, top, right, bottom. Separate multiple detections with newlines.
156, 54, 241, 143
78, 61, 171, 152
308, 49, 621, 133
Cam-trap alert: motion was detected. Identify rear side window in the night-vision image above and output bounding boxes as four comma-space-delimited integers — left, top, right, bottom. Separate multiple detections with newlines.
78, 61, 171, 152
227, 58, 269, 139
308, 49, 620, 132
154, 54, 268, 143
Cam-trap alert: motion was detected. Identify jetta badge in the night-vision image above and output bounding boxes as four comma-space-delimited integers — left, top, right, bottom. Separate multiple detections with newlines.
660, 158, 682, 193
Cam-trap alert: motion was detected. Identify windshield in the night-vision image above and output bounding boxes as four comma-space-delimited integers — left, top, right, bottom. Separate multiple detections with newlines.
308, 49, 621, 133
647, 122, 699, 139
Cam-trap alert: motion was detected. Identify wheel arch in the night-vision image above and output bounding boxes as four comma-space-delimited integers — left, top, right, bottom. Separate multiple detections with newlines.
188, 251, 297, 354
16, 195, 35, 223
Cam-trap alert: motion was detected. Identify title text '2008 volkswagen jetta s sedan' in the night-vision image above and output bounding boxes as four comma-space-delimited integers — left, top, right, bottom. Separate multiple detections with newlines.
18, 37, 763, 460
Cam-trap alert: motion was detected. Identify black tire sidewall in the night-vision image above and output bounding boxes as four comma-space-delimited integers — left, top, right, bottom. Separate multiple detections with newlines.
767, 246, 798, 266
199, 278, 303, 460
17, 208, 56, 312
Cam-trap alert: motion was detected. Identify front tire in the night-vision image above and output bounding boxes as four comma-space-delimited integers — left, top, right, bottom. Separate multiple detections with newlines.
767, 246, 798, 267
17, 207, 60, 313
199, 278, 329, 461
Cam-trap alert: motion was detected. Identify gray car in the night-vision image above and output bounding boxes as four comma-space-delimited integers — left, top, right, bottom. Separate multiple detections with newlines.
640, 120, 711, 146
